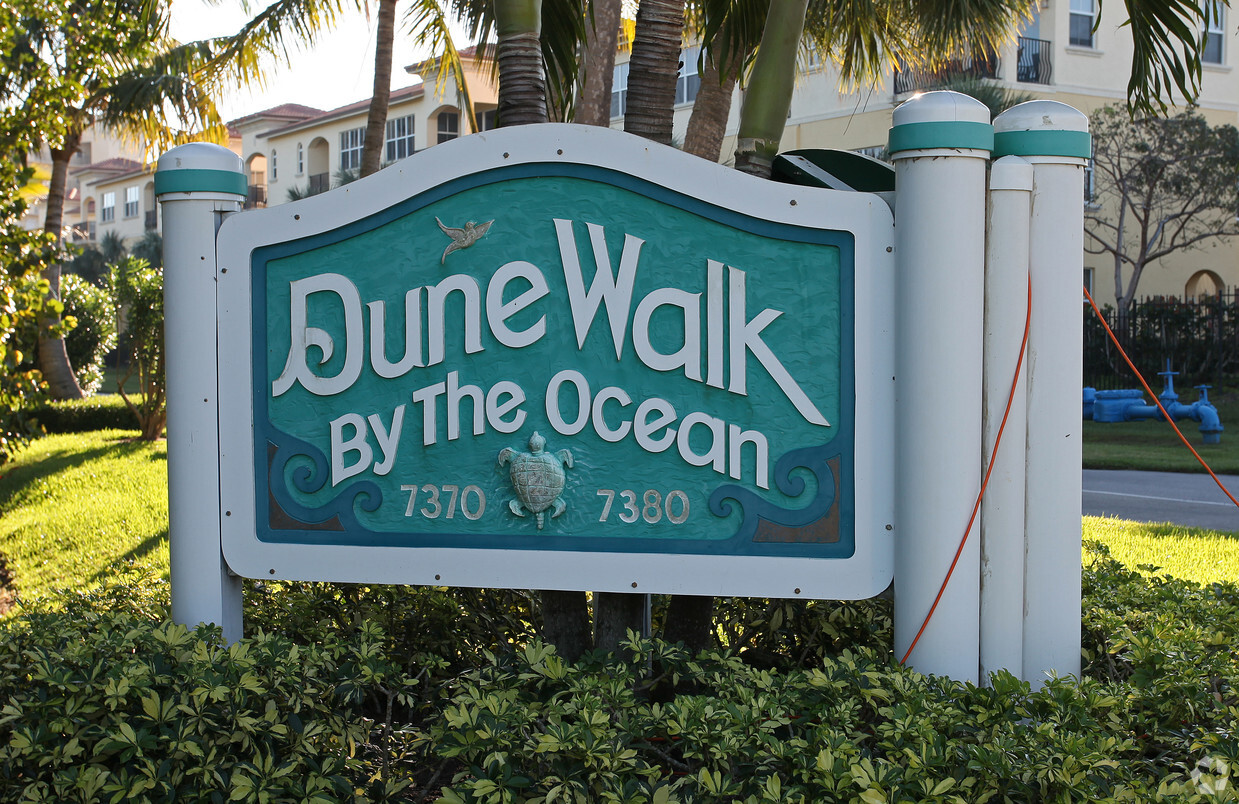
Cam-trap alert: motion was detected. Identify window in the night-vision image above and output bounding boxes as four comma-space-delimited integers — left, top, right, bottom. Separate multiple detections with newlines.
437, 111, 459, 144
123, 186, 139, 218
854, 145, 887, 160
1070, 0, 1096, 47
611, 61, 629, 118
386, 114, 415, 162
269, 150, 277, 181
101, 191, 115, 222
339, 127, 365, 171
296, 143, 304, 175
676, 46, 702, 105
804, 44, 823, 71
479, 109, 498, 131
1203, 0, 1224, 63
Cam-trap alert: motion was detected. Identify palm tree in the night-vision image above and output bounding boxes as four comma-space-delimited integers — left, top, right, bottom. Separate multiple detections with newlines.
621, 0, 686, 145
574, 0, 626, 126
360, 0, 399, 177
11, 0, 223, 399
495, 0, 550, 125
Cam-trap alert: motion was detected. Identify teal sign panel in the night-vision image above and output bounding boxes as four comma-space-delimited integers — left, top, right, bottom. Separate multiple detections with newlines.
253, 165, 854, 558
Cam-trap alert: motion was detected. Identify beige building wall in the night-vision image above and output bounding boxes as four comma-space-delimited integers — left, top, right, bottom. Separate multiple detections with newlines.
608, 0, 1238, 310
246, 53, 499, 209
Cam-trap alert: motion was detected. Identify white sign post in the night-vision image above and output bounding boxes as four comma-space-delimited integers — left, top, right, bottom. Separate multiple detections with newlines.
890, 92, 992, 683
993, 102, 1090, 684
156, 143, 246, 642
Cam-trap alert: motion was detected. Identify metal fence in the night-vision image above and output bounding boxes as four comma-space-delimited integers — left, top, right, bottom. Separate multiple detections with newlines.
1084, 289, 1239, 389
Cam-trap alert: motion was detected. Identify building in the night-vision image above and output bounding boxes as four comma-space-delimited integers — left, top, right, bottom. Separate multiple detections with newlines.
42, 12, 1236, 308
608, 0, 1238, 307
51, 47, 497, 248
23, 126, 148, 244
232, 46, 497, 210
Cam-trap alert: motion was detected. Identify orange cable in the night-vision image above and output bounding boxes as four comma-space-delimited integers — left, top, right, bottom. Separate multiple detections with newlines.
900, 274, 1032, 667
1083, 286, 1239, 510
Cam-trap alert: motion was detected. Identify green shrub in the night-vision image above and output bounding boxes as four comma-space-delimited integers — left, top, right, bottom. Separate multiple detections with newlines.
0, 608, 422, 803
59, 273, 116, 395
106, 257, 165, 440
28, 394, 134, 433
1, 541, 1237, 802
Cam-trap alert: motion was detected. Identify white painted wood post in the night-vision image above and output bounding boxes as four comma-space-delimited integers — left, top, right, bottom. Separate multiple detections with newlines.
889, 92, 993, 682
980, 156, 1033, 683
155, 143, 246, 643
992, 101, 1090, 684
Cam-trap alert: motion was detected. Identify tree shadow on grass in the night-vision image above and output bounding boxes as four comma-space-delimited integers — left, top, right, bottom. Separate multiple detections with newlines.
0, 436, 161, 513
88, 528, 169, 587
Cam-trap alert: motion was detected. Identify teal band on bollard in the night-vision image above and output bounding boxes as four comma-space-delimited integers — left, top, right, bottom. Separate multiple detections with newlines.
888, 121, 994, 155
154, 168, 247, 197
992, 129, 1092, 159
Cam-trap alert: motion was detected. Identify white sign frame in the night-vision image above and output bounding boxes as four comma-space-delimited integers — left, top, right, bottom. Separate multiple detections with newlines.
217, 123, 895, 599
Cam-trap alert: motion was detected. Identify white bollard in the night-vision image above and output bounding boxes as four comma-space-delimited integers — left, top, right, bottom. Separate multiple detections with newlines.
980, 156, 1033, 683
155, 143, 246, 643
889, 92, 992, 682
992, 101, 1090, 684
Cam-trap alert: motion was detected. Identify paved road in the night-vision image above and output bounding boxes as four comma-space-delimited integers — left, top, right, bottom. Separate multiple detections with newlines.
1082, 469, 1239, 532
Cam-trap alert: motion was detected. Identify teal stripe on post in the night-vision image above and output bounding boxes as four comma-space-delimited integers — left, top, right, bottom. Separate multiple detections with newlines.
154, 168, 247, 197
992, 129, 1092, 159
888, 121, 994, 155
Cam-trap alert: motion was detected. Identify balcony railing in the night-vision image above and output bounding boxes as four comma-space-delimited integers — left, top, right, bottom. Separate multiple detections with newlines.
246, 184, 267, 209
308, 172, 330, 195
893, 50, 1000, 94
145, 210, 157, 230
68, 222, 95, 243
1016, 37, 1053, 84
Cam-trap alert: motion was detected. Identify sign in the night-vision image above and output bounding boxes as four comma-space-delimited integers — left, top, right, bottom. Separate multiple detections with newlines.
218, 124, 895, 598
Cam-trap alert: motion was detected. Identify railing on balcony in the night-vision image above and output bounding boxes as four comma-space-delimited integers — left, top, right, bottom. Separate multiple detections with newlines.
144, 210, 157, 230
246, 184, 267, 209
893, 50, 1000, 94
308, 172, 330, 195
1016, 37, 1053, 84
68, 222, 95, 243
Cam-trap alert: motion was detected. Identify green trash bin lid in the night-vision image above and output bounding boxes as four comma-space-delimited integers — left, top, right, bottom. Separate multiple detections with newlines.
772, 148, 895, 193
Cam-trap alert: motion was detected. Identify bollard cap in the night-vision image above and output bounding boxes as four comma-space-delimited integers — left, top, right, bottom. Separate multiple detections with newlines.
888, 91, 993, 157
155, 142, 246, 197
992, 101, 1090, 159
989, 155, 1034, 192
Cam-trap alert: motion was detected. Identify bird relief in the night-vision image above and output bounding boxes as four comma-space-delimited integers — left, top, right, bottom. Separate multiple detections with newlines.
498, 432, 573, 529
436, 216, 494, 264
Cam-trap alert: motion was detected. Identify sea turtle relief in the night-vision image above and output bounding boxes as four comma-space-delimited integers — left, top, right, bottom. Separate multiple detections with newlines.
498, 432, 573, 529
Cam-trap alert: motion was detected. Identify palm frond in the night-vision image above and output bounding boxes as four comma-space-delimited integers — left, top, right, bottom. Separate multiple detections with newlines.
205, 0, 352, 89
94, 41, 227, 155
405, 0, 478, 131
1116, 0, 1208, 112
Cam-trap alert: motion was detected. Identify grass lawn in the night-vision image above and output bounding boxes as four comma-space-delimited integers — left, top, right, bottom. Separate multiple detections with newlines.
1084, 515, 1239, 583
2, 431, 1238, 609
1082, 383, 1239, 474
0, 429, 167, 606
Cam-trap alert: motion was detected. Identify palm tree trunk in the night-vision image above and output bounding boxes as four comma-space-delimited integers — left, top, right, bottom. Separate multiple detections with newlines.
360, 0, 399, 178
574, 0, 623, 127
596, 0, 688, 647
622, 0, 685, 145
594, 591, 645, 655
493, 0, 588, 657
39, 130, 85, 400
683, 44, 745, 162
496, 0, 548, 126
733, 0, 808, 177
